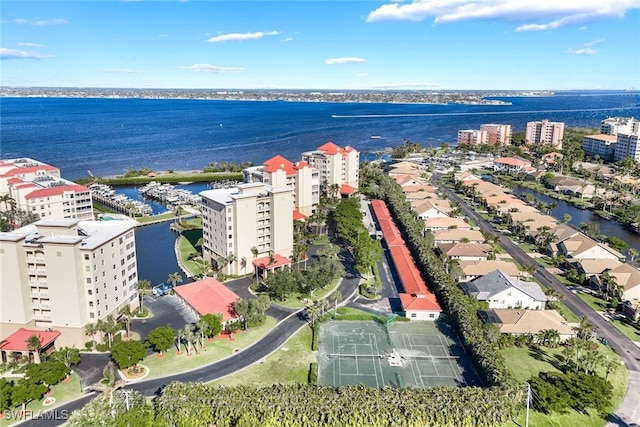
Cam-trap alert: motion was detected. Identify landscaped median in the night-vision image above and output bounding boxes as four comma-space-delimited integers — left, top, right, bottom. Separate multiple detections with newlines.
141, 316, 277, 379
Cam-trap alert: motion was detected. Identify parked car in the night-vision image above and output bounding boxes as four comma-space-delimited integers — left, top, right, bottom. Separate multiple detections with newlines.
152, 282, 173, 296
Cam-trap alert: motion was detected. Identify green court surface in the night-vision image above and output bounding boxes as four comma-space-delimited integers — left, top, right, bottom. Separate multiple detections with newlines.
317, 320, 481, 389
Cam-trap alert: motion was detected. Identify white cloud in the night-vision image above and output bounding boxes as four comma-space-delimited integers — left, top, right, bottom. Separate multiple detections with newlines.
566, 47, 597, 55
206, 31, 280, 43
371, 82, 441, 89
282, 37, 293, 42
584, 38, 605, 46
325, 57, 366, 65
4, 18, 68, 26
566, 38, 605, 55
366, 1, 640, 31
18, 42, 44, 48
180, 64, 244, 73
0, 48, 54, 60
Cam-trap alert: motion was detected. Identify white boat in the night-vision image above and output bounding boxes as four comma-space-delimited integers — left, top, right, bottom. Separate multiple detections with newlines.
371, 135, 382, 139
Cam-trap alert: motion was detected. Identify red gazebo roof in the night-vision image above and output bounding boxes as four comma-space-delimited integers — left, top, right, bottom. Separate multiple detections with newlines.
173, 278, 240, 322
0, 328, 61, 352
252, 253, 291, 269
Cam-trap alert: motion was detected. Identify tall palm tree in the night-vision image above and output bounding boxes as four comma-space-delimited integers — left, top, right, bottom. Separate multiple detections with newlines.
135, 279, 151, 312
25, 334, 42, 364
167, 272, 183, 289
119, 305, 133, 338
175, 328, 184, 354
250, 246, 259, 283
183, 324, 195, 355
101, 315, 121, 348
195, 319, 207, 350
85, 323, 98, 352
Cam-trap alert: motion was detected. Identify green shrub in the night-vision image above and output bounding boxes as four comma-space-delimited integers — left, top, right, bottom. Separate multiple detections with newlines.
311, 321, 319, 351
308, 363, 318, 384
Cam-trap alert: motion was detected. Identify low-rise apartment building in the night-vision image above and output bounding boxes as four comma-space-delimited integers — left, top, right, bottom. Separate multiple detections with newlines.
200, 182, 293, 276
582, 134, 618, 162
0, 158, 93, 220
0, 218, 139, 348
614, 133, 640, 163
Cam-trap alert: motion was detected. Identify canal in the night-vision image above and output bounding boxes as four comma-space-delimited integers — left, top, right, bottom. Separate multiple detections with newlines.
510, 185, 640, 254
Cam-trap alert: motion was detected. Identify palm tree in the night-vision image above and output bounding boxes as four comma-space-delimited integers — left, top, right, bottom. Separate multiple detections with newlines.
175, 328, 184, 354
100, 315, 121, 348
85, 323, 98, 352
135, 279, 151, 312
250, 246, 259, 282
332, 290, 342, 311
0, 194, 17, 211
167, 272, 183, 289
183, 324, 195, 355
119, 305, 133, 338
90, 363, 125, 408
195, 319, 207, 350
307, 305, 320, 325
317, 299, 329, 316
628, 248, 639, 262
603, 357, 620, 381
25, 334, 42, 364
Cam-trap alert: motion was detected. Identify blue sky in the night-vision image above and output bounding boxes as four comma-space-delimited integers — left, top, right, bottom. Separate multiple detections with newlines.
1, 1, 639, 90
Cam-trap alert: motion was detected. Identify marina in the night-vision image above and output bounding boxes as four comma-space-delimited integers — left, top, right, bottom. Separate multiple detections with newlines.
138, 181, 202, 207
89, 183, 153, 217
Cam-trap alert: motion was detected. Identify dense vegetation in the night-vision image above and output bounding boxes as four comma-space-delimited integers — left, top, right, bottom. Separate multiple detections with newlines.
360, 163, 512, 387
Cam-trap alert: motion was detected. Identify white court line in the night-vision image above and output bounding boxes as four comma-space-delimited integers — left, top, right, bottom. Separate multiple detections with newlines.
370, 333, 381, 388
403, 333, 425, 388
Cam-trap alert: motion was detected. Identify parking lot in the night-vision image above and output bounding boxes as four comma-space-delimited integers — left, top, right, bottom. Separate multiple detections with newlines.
131, 293, 198, 341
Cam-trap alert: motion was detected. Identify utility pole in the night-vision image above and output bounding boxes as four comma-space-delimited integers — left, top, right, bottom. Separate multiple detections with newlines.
525, 382, 531, 427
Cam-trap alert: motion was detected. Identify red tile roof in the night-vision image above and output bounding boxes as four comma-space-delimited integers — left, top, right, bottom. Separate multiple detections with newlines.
173, 278, 239, 322
340, 184, 358, 195
318, 142, 342, 155
370, 199, 392, 220
293, 210, 307, 221
1, 165, 59, 177
494, 157, 531, 166
399, 293, 442, 312
263, 155, 297, 175
25, 184, 90, 199
389, 246, 427, 294
0, 328, 61, 352
252, 253, 291, 269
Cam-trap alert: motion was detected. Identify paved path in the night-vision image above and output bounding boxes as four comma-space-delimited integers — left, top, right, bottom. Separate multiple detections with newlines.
437, 175, 640, 426
18, 239, 362, 427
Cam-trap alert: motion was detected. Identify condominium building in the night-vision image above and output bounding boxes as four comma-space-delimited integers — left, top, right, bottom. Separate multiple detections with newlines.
0, 218, 139, 348
243, 155, 320, 216
457, 130, 487, 145
200, 182, 293, 276
526, 120, 565, 148
480, 124, 512, 145
582, 134, 618, 162
301, 142, 359, 195
601, 117, 640, 136
614, 133, 640, 163
0, 158, 93, 220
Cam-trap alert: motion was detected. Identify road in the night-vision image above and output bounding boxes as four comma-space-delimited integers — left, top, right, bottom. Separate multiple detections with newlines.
17, 245, 362, 427
437, 176, 640, 426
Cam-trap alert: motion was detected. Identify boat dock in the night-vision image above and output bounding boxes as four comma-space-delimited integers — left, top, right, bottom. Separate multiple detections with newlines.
90, 183, 153, 217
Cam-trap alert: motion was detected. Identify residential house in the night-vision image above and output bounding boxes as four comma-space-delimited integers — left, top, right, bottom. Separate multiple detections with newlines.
478, 309, 578, 341
592, 263, 640, 303
412, 199, 453, 220
557, 234, 625, 262
457, 260, 523, 282
432, 229, 485, 246
423, 217, 471, 232
461, 269, 547, 309
437, 242, 493, 261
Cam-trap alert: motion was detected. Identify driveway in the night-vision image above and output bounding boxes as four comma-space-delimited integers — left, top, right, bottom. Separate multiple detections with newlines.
132, 293, 198, 341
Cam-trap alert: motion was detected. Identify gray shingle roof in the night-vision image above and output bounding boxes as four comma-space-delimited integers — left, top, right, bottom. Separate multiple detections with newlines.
465, 269, 547, 301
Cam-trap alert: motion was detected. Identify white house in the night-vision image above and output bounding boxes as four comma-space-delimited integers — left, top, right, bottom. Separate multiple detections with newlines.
461, 270, 547, 310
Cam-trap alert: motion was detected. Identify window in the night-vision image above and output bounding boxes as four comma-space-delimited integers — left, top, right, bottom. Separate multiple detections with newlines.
88, 289, 92, 295
86, 278, 91, 284
84, 254, 90, 261
411, 313, 417, 318
89, 312, 95, 319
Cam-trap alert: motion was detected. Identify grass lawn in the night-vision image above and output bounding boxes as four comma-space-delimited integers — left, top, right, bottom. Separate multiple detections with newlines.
502, 345, 628, 427
141, 316, 277, 379
576, 292, 609, 312
551, 301, 581, 323
553, 273, 577, 287
271, 279, 341, 310
136, 212, 174, 224
210, 323, 315, 386
609, 319, 640, 343
0, 372, 84, 427
518, 243, 539, 254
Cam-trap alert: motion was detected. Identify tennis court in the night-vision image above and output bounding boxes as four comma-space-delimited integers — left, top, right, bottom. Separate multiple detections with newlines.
317, 320, 481, 389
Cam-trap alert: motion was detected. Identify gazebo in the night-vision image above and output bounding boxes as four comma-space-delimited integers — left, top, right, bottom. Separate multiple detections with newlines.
0, 328, 61, 364
252, 253, 291, 279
